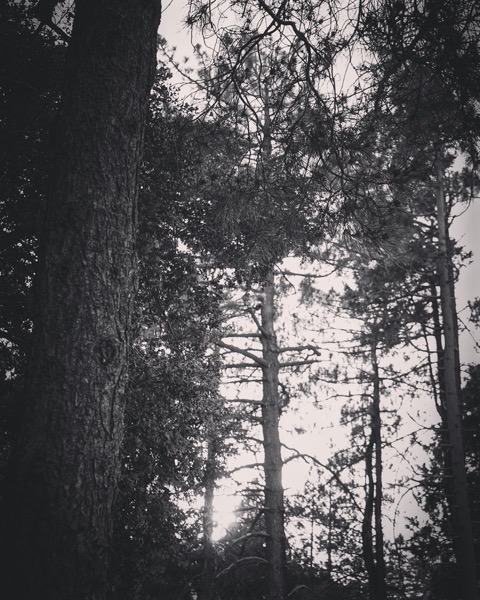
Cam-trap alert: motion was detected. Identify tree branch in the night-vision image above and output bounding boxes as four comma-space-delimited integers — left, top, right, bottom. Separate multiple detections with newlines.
280, 359, 323, 368
216, 556, 269, 579
226, 398, 264, 405
223, 332, 262, 338
282, 443, 362, 512
216, 339, 268, 366
223, 362, 262, 369
279, 344, 321, 355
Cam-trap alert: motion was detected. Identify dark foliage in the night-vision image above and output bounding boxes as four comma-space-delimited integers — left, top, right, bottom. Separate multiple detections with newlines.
0, 1, 65, 495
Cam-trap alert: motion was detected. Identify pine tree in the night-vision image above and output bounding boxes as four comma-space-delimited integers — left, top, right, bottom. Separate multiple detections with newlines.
1, 2, 162, 597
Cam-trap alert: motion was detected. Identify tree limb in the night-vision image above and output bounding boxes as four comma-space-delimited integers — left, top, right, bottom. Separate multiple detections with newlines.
215, 556, 269, 579
216, 339, 268, 366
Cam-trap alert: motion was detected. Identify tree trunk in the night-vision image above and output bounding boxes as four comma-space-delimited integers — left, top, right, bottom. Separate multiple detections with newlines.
362, 334, 387, 600
435, 161, 479, 600
326, 484, 333, 580
2, 2, 162, 599
199, 435, 218, 600
430, 279, 447, 421
430, 279, 460, 539
446, 227, 463, 405
371, 338, 387, 600
260, 268, 287, 600
362, 424, 376, 598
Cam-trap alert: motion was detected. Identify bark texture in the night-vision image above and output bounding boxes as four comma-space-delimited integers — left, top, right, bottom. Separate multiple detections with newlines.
2, 2, 162, 598
435, 162, 479, 600
260, 269, 287, 600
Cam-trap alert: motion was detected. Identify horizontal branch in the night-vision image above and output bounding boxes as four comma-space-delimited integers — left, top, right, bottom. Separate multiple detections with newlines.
280, 359, 323, 368
223, 332, 261, 338
279, 269, 338, 279
226, 398, 264, 405
225, 377, 263, 384
216, 339, 268, 366
223, 363, 262, 369
229, 462, 264, 474
279, 344, 321, 355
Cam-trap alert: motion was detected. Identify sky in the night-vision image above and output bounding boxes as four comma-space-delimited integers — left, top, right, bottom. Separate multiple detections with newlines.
452, 199, 480, 364
158, 0, 480, 548
158, 0, 480, 363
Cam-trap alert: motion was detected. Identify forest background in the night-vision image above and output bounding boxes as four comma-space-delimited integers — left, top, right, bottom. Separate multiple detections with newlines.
158, 0, 480, 531
1, 1, 480, 600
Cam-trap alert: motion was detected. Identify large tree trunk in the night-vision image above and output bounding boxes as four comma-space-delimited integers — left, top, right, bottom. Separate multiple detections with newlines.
2, 2, 162, 598
260, 268, 287, 600
435, 161, 479, 600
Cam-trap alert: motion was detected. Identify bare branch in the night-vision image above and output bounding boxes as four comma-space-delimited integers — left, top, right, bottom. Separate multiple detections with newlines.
229, 462, 264, 474
282, 442, 362, 512
216, 339, 268, 366
223, 332, 262, 338
280, 359, 323, 368
279, 344, 321, 355
247, 307, 268, 336
226, 398, 264, 405
279, 269, 340, 279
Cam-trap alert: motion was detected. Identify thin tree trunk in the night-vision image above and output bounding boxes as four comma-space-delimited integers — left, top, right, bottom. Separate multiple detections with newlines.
446, 227, 463, 404
362, 334, 387, 600
2, 2, 162, 599
326, 484, 333, 580
260, 268, 287, 600
435, 161, 479, 600
362, 424, 376, 599
199, 436, 218, 600
256, 81, 287, 600
430, 279, 459, 537
430, 280, 447, 421
309, 512, 314, 574
371, 338, 387, 600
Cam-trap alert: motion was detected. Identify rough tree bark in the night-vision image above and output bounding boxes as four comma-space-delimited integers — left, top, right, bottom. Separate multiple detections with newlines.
435, 161, 479, 600
260, 268, 287, 600
2, 1, 162, 599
